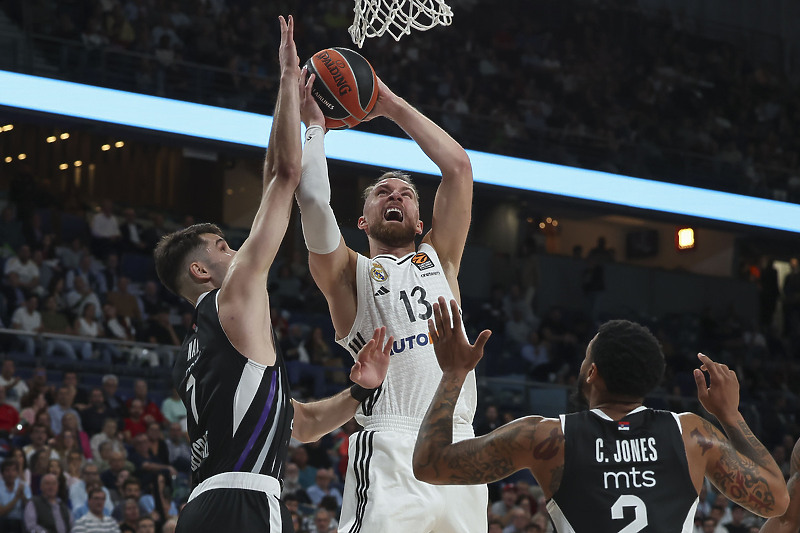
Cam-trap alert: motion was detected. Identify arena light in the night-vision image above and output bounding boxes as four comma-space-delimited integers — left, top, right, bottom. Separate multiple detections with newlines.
114, 141, 124, 148
676, 227, 695, 250
2, 124, 13, 131
46, 136, 57, 143
4, 156, 12, 163
60, 132, 70, 140
59, 163, 68, 170
17, 153, 26, 160
3, 70, 800, 234
101, 144, 111, 151
74, 160, 83, 167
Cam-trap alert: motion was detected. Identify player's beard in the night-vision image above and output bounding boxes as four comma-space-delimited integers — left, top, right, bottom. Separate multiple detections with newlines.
370, 219, 417, 248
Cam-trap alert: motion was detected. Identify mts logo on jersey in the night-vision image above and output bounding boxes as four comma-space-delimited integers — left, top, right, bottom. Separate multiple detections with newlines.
596, 437, 659, 489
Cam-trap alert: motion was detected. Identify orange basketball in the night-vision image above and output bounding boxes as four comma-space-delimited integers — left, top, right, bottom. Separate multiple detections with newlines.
304, 48, 379, 130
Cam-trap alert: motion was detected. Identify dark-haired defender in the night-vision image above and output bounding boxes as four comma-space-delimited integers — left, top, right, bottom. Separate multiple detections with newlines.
413, 298, 790, 532
154, 16, 391, 533
296, 75, 485, 531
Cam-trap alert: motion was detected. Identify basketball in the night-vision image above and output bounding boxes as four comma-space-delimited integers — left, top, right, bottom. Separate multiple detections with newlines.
304, 47, 379, 130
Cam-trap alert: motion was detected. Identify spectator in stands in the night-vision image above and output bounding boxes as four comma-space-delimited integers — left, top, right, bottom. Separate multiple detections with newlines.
66, 253, 106, 294
48, 277, 69, 314
31, 248, 57, 296
139, 310, 180, 366
125, 381, 164, 426
61, 412, 91, 459
146, 471, 177, 528
0, 458, 31, 533
280, 461, 311, 505
307, 507, 336, 533
0, 385, 20, 436
63, 450, 84, 488
102, 303, 135, 361
19, 390, 46, 427
26, 366, 53, 404
10, 294, 42, 357
90, 418, 126, 460
9, 448, 30, 489
23, 473, 72, 533
80, 388, 111, 437
123, 399, 147, 442
75, 302, 118, 363
101, 375, 125, 419
56, 238, 87, 273
69, 463, 113, 518
100, 452, 133, 492
128, 433, 175, 490
60, 371, 89, 407
41, 294, 93, 361
136, 516, 156, 533
101, 254, 122, 294
163, 422, 189, 472
48, 386, 82, 436
23, 424, 56, 463
144, 423, 169, 468
2, 271, 29, 322
117, 497, 141, 533
0, 207, 25, 257
90, 199, 122, 259
159, 390, 185, 426
4, 244, 41, 296
72, 487, 119, 532
112, 478, 148, 522
306, 468, 342, 508
291, 446, 317, 490
105, 277, 143, 327
66, 276, 103, 321
23, 212, 48, 252
0, 359, 29, 411
45, 459, 69, 504
120, 209, 147, 255
138, 281, 162, 320
51, 430, 80, 464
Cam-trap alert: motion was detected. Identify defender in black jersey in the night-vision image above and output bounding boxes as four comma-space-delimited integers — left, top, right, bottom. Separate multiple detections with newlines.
153, 16, 391, 533
413, 299, 789, 532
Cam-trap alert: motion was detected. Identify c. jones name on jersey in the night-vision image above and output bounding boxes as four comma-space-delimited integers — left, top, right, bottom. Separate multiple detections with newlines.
595, 437, 658, 490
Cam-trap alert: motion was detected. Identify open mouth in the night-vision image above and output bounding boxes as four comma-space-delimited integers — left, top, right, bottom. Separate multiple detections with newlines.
384, 207, 404, 222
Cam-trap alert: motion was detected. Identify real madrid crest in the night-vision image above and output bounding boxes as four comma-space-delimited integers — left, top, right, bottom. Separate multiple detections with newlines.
370, 261, 388, 282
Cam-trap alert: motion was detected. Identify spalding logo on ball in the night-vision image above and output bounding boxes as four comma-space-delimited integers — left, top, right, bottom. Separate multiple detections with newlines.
305, 48, 378, 130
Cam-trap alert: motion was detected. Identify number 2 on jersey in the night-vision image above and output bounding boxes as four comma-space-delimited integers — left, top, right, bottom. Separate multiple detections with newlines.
399, 286, 433, 322
611, 494, 648, 533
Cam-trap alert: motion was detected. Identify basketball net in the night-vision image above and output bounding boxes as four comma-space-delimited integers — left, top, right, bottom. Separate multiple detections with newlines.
349, 0, 453, 48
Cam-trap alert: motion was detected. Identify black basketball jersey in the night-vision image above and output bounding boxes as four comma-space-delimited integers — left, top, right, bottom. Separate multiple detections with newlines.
547, 407, 698, 533
173, 289, 294, 487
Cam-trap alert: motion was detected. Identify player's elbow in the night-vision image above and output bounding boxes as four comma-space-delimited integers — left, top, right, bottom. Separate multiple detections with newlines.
769, 486, 791, 518
411, 453, 441, 484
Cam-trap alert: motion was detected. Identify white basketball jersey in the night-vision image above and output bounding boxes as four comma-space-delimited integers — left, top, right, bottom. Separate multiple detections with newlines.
337, 243, 477, 434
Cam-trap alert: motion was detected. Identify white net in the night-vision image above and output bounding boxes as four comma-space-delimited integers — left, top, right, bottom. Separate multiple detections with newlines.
349, 0, 453, 48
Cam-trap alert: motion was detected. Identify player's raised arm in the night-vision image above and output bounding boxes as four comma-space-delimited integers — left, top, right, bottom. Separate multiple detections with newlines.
216, 15, 303, 364
413, 297, 560, 488
295, 70, 359, 336
681, 353, 789, 518
369, 78, 473, 286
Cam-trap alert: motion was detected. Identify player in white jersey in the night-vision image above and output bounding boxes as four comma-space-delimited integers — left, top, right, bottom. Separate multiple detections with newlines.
295, 75, 486, 532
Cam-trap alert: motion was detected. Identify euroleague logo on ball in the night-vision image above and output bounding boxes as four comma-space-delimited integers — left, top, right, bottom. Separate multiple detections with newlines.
314, 50, 352, 96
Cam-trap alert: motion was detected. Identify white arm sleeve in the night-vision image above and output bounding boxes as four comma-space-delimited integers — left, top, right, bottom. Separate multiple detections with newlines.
296, 125, 342, 255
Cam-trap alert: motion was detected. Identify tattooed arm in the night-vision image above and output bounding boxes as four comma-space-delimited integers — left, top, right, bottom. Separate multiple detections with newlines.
760, 438, 800, 532
681, 353, 789, 518
412, 298, 565, 497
